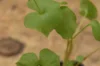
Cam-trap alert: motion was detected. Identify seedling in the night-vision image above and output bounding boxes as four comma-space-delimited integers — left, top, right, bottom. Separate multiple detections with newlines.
16, 0, 100, 66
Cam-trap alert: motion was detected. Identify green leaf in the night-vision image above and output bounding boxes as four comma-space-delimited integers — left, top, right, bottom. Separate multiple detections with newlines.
39, 49, 60, 66
27, 0, 60, 13
16, 53, 38, 66
65, 60, 74, 66
90, 20, 100, 41
24, 8, 63, 36
80, 0, 97, 20
25, 0, 63, 36
27, 0, 40, 12
55, 6, 77, 39
76, 55, 84, 63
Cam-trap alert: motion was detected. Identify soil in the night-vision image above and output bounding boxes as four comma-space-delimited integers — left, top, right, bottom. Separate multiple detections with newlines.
0, 0, 100, 66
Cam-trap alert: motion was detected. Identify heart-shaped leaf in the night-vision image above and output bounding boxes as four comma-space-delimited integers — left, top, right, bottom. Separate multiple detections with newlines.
80, 0, 97, 20
16, 53, 38, 66
55, 6, 77, 39
39, 49, 60, 66
24, 8, 63, 36
76, 55, 84, 63
25, 0, 63, 36
90, 20, 100, 41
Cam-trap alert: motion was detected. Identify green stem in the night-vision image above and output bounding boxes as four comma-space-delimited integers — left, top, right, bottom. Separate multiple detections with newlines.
64, 40, 70, 61
75, 47, 100, 66
73, 24, 90, 39
33, 0, 42, 14
68, 39, 73, 58
73, 16, 86, 37
84, 47, 100, 61
63, 39, 73, 66
75, 48, 100, 66
73, 10, 88, 38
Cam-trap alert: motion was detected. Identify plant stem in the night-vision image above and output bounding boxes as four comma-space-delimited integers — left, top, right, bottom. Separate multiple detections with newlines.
64, 39, 70, 61
63, 10, 87, 66
84, 47, 100, 61
63, 39, 73, 66
75, 47, 100, 66
75, 48, 100, 66
73, 24, 90, 39
68, 39, 73, 58
32, 0, 42, 14
73, 16, 86, 37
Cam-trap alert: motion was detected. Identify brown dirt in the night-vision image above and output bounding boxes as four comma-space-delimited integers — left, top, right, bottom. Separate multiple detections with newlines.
0, 0, 100, 66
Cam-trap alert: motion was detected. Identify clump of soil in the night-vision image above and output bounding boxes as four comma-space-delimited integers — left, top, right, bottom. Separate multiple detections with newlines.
0, 37, 25, 56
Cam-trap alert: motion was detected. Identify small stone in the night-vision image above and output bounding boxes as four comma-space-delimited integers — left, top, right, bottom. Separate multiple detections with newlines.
0, 37, 25, 57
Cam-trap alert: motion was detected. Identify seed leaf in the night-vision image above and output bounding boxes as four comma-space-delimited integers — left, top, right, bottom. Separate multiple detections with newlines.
80, 0, 97, 20
90, 20, 100, 41
39, 49, 60, 66
16, 53, 38, 66
76, 55, 84, 63
55, 6, 77, 39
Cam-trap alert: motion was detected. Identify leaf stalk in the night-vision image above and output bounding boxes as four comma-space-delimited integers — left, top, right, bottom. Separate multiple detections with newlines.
33, 0, 43, 14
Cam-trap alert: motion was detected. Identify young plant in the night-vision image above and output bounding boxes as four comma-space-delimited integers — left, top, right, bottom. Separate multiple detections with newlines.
16, 0, 100, 66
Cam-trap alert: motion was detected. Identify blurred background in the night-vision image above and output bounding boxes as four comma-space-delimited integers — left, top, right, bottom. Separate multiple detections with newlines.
0, 0, 100, 66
